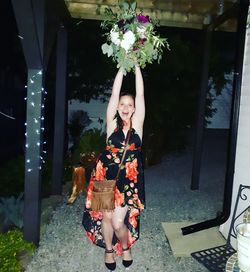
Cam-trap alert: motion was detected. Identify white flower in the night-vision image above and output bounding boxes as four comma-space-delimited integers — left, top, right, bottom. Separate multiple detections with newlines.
110, 29, 121, 46
137, 26, 146, 38
120, 30, 136, 52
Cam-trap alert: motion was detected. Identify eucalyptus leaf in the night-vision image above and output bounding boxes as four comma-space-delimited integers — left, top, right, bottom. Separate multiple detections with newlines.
107, 45, 113, 57
131, 2, 137, 11
101, 43, 110, 55
122, 2, 129, 10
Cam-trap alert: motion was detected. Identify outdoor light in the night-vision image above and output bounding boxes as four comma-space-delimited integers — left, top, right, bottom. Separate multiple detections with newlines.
236, 223, 250, 271
24, 70, 47, 173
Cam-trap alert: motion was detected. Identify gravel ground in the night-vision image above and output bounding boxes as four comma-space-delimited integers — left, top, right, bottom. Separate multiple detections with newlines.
26, 146, 226, 272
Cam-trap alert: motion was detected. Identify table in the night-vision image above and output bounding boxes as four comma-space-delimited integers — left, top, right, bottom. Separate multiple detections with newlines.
226, 253, 240, 272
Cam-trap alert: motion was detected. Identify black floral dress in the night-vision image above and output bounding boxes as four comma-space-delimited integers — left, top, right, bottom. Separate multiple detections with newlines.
82, 127, 145, 256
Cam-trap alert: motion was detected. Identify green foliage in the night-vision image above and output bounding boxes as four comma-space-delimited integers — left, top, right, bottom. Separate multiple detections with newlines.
0, 194, 24, 229
0, 229, 35, 272
68, 110, 92, 145
0, 156, 24, 197
0, 155, 56, 197
71, 129, 106, 165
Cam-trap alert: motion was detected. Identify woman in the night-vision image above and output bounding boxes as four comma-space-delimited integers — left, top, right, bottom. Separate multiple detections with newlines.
82, 64, 145, 271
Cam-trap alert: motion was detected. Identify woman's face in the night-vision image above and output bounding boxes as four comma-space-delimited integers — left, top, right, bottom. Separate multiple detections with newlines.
117, 95, 135, 123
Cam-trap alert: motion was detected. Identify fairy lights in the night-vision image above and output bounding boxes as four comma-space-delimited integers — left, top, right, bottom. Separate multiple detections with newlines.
24, 69, 47, 173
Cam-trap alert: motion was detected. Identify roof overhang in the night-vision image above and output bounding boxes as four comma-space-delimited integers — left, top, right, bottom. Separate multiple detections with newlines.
65, 0, 238, 32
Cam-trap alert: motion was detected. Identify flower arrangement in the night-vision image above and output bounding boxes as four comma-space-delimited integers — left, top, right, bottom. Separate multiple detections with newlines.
101, 1, 169, 74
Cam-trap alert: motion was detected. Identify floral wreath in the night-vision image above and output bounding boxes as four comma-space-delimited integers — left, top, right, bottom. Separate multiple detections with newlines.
101, 1, 170, 74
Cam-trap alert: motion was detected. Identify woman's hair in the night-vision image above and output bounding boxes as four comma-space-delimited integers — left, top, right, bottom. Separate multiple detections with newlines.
114, 92, 135, 129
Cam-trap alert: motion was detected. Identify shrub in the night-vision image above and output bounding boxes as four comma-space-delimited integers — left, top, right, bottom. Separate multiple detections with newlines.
0, 156, 24, 197
0, 193, 24, 230
0, 229, 35, 272
71, 128, 106, 165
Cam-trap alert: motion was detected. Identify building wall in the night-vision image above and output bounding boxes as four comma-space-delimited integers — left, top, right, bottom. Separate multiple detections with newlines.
220, 10, 250, 248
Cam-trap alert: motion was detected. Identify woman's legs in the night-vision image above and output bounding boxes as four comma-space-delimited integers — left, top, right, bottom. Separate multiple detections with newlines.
111, 205, 129, 249
101, 206, 132, 262
102, 211, 115, 264
111, 206, 132, 262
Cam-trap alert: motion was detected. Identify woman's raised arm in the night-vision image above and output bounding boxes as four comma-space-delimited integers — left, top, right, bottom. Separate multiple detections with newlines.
106, 69, 124, 127
132, 65, 145, 136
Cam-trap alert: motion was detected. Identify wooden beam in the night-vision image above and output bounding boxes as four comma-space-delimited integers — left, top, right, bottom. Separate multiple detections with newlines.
51, 26, 68, 195
191, 28, 212, 190
11, 0, 43, 69
208, 2, 239, 31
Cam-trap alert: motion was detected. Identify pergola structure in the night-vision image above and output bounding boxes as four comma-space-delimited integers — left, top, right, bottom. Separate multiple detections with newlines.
11, 0, 249, 245
65, 0, 237, 31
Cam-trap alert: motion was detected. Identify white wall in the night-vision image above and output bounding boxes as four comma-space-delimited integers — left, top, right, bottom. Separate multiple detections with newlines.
220, 10, 250, 248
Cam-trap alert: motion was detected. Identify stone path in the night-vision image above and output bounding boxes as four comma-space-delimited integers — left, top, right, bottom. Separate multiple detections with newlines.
26, 148, 226, 272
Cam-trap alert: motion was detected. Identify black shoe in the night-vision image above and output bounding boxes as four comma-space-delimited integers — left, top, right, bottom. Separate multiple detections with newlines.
122, 247, 133, 268
105, 249, 116, 271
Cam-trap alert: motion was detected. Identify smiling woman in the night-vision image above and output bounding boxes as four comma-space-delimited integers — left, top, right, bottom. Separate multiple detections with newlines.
82, 65, 145, 271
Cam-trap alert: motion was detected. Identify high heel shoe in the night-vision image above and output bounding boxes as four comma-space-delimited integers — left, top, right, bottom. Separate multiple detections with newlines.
122, 247, 133, 268
105, 249, 116, 271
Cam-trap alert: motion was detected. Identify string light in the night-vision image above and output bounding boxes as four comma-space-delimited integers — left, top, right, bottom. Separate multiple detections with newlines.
24, 70, 47, 174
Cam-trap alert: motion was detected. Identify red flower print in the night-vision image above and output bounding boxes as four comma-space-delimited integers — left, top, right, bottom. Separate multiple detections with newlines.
89, 211, 103, 221
129, 143, 136, 151
125, 159, 138, 183
129, 208, 139, 229
86, 231, 94, 242
106, 154, 112, 159
133, 193, 138, 200
113, 241, 123, 256
137, 199, 144, 211
111, 147, 120, 153
95, 161, 106, 181
114, 158, 120, 164
128, 199, 133, 205
115, 188, 124, 207
127, 231, 136, 248
126, 191, 132, 196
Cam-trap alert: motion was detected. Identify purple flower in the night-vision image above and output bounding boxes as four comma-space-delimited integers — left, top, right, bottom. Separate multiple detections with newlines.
139, 38, 147, 45
117, 19, 125, 29
136, 14, 150, 23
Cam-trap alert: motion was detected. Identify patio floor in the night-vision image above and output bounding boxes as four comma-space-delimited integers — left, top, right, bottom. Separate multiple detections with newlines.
25, 129, 228, 272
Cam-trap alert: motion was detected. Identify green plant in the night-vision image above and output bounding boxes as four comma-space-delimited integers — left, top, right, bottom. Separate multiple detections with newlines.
0, 229, 35, 272
68, 110, 92, 145
0, 156, 24, 197
0, 193, 24, 229
71, 128, 106, 165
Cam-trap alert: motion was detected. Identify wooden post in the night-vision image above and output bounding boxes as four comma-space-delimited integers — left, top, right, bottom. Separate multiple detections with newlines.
23, 69, 44, 244
51, 25, 68, 195
191, 29, 212, 190
11, 0, 45, 245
